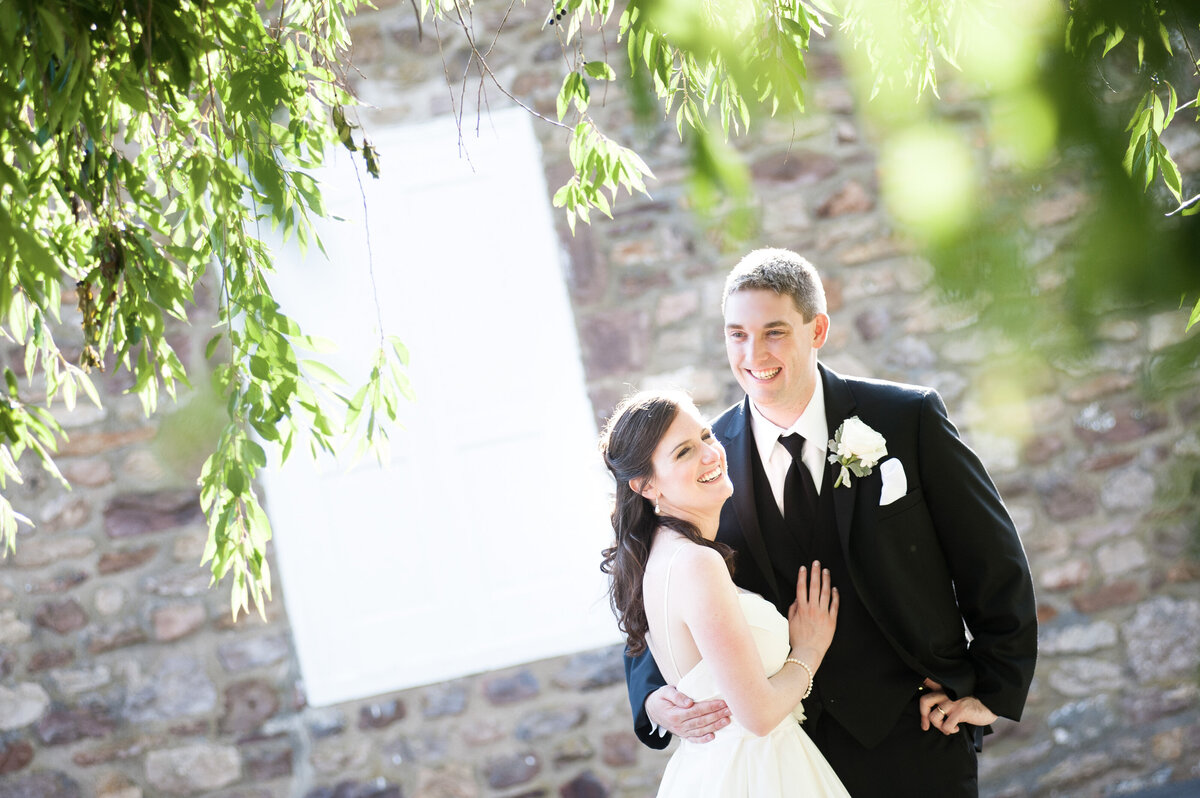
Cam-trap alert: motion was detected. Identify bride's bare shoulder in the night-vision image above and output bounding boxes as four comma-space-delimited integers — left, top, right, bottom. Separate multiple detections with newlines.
667, 543, 734, 595
648, 533, 722, 569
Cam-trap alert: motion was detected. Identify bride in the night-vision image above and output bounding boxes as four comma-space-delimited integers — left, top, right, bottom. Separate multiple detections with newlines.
600, 389, 850, 797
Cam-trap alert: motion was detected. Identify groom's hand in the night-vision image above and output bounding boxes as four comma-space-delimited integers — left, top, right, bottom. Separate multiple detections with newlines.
645, 685, 731, 743
918, 679, 998, 735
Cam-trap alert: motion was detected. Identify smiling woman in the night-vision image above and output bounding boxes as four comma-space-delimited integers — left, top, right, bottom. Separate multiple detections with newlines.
598, 389, 849, 797
259, 108, 619, 706
599, 390, 737, 658
643, 407, 734, 528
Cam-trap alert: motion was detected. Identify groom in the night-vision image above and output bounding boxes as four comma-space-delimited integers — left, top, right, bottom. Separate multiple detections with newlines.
625, 249, 1037, 797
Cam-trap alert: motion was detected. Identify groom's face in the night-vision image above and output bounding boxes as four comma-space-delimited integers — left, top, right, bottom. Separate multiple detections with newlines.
724, 288, 828, 426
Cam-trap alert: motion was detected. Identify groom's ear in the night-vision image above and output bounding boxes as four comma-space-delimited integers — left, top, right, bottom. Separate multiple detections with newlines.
812, 313, 830, 349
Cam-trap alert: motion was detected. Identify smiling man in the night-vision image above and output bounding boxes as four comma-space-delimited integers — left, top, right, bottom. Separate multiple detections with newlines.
623, 248, 1038, 797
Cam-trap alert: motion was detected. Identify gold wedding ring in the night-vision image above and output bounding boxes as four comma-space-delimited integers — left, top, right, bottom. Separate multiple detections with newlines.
935, 705, 947, 717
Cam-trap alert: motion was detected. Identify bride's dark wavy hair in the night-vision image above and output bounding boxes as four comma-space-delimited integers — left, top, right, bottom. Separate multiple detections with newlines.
598, 390, 735, 656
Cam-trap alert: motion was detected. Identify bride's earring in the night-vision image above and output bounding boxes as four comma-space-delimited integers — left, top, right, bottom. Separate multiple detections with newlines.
654, 496, 661, 515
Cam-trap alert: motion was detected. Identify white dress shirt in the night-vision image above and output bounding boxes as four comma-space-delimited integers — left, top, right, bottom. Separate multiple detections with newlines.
748, 387, 829, 517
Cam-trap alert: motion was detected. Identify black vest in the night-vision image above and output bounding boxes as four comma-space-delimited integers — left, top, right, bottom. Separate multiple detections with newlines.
749, 444, 919, 749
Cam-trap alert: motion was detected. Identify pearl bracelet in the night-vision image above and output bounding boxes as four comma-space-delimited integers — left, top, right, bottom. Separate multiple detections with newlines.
785, 657, 815, 700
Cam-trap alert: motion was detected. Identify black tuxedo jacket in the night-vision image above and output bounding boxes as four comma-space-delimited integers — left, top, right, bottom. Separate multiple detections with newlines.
625, 364, 1038, 749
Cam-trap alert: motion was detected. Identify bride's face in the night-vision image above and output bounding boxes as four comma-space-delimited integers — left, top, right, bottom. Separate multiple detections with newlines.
645, 405, 733, 521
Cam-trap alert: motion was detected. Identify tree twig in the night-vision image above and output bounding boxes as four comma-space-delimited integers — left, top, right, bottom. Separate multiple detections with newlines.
409, 0, 422, 42
447, 0, 571, 130
1165, 192, 1200, 216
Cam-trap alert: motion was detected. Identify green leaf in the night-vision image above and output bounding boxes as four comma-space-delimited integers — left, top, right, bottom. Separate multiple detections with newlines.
61, 372, 77, 411
557, 72, 575, 120
1, 497, 18, 555
75, 370, 101, 409
189, 158, 212, 203
1159, 150, 1183, 202
593, 188, 612, 217
36, 6, 67, 57
387, 335, 410, 366
249, 355, 272, 381
9, 292, 29, 341
243, 439, 268, 469
1134, 136, 1155, 189
297, 334, 339, 354
226, 466, 247, 496
363, 140, 381, 178
584, 61, 616, 81
552, 182, 572, 208
0, 445, 22, 482
345, 384, 370, 428
301, 358, 348, 387
293, 171, 327, 216
206, 333, 223, 360
247, 498, 272, 548
782, 17, 810, 46
572, 72, 590, 114
0, 161, 28, 201
1101, 26, 1125, 57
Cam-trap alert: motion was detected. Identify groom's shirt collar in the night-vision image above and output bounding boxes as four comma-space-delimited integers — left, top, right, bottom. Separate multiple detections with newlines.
748, 382, 829, 502
748, 384, 828, 456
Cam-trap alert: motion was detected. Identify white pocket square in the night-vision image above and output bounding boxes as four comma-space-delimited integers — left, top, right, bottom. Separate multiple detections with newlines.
878, 458, 907, 506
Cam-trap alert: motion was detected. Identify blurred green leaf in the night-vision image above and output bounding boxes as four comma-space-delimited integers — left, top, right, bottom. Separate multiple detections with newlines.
584, 61, 616, 80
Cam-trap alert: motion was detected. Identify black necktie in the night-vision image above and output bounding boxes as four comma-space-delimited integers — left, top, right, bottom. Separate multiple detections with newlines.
779, 433, 819, 523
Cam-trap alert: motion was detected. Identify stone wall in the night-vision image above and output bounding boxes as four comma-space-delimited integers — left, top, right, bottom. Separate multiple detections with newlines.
2, 1, 1199, 796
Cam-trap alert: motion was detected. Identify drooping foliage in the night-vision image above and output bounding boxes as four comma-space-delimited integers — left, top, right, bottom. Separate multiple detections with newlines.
4, 0, 1198, 614
425, 0, 1199, 342
0, 0, 410, 618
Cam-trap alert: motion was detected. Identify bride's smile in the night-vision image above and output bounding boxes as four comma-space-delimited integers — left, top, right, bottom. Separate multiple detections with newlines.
643, 406, 734, 535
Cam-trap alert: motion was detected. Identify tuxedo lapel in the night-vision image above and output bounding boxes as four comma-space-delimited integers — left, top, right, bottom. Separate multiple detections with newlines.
821, 365, 859, 552
719, 398, 781, 600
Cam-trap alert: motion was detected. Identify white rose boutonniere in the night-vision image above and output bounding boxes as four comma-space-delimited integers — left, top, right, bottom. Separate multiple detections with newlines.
827, 417, 888, 488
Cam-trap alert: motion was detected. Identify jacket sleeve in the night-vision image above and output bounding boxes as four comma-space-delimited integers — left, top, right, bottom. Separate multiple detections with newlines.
917, 390, 1038, 721
625, 645, 671, 749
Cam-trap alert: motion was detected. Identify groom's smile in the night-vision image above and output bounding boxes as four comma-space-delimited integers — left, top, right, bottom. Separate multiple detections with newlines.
724, 288, 829, 428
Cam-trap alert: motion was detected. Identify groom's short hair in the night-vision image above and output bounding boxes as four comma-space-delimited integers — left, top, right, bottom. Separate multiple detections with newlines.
722, 248, 827, 322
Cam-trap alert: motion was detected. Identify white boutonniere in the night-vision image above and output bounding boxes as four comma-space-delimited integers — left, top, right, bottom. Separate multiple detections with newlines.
827, 417, 888, 488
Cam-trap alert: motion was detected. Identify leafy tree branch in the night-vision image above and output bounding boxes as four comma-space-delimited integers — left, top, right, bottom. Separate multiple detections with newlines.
0, 0, 410, 619
419, 0, 1199, 359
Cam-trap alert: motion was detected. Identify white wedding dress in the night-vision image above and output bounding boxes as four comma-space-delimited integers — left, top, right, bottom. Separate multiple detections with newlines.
647, 554, 850, 798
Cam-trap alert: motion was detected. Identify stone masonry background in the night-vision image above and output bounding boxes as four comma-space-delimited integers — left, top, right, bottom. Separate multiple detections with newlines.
2, 1, 1199, 796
